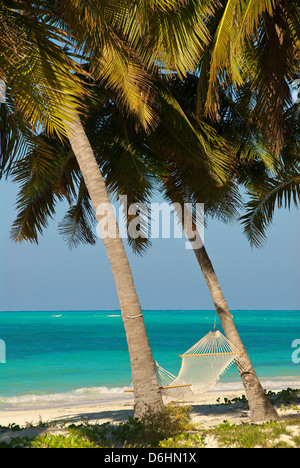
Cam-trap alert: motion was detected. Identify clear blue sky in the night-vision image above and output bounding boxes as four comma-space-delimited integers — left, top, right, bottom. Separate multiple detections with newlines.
0, 179, 299, 311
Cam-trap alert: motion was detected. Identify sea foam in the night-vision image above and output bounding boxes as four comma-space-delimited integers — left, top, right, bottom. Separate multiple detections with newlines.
0, 386, 133, 411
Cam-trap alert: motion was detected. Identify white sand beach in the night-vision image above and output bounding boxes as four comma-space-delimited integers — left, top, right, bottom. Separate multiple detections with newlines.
1, 381, 299, 446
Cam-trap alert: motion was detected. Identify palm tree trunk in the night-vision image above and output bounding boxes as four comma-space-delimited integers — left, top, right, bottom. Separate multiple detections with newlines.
193, 244, 279, 422
64, 113, 163, 418
181, 210, 279, 422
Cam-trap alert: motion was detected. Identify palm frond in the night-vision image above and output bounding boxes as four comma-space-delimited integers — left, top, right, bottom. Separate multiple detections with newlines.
205, 0, 239, 118
152, 79, 235, 185
137, 0, 212, 79
83, 89, 155, 254
240, 173, 300, 247
0, 101, 35, 178
58, 178, 97, 249
204, 0, 299, 156
0, 1, 86, 139
10, 143, 60, 243
9, 134, 81, 243
55, 0, 159, 130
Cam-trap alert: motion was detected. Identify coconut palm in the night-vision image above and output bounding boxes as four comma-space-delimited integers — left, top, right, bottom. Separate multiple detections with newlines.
1, 0, 218, 417
146, 76, 281, 422
49, 0, 220, 418
0, 0, 164, 416
187, 0, 300, 420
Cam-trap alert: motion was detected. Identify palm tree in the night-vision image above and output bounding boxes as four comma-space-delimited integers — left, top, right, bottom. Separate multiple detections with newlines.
146, 77, 280, 422
63, 113, 166, 417
1, 0, 215, 417
156, 54, 297, 422
182, 0, 299, 421
46, 0, 219, 418
1, 0, 162, 418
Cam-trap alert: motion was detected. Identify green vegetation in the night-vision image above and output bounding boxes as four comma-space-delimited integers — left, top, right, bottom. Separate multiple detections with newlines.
216, 387, 300, 409
0, 389, 299, 448
213, 418, 300, 448
0, 404, 196, 449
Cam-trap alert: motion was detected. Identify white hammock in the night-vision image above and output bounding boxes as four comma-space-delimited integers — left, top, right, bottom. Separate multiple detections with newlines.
155, 328, 243, 399
125, 328, 242, 399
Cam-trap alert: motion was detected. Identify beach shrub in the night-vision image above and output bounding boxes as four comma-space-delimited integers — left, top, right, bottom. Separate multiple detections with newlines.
159, 432, 205, 448
2, 389, 300, 448
2, 414, 300, 448
216, 394, 248, 406
266, 388, 300, 406
293, 435, 300, 446
0, 423, 22, 433
30, 433, 98, 448
42, 403, 196, 448
213, 421, 269, 448
109, 403, 195, 447
212, 419, 300, 448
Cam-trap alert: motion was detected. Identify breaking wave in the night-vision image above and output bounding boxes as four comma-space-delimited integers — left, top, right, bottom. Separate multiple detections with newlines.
0, 386, 133, 411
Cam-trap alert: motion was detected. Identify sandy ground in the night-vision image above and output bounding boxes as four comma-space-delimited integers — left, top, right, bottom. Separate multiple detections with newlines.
0, 385, 299, 446
0, 388, 250, 428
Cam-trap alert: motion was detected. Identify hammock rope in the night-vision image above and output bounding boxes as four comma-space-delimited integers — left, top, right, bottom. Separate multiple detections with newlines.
170, 329, 243, 396
125, 318, 243, 398
155, 329, 243, 398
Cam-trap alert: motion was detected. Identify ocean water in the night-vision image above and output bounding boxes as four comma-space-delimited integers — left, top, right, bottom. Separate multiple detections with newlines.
0, 310, 299, 410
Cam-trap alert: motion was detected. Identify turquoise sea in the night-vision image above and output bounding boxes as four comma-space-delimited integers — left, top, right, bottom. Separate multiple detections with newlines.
0, 310, 299, 410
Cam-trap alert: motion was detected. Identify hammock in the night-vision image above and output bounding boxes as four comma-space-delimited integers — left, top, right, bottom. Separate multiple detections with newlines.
125, 328, 242, 398
158, 329, 243, 397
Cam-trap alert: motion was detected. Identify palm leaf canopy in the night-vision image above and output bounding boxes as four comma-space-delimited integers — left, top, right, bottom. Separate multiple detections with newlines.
240, 101, 300, 247
0, 0, 220, 175
0, 0, 85, 139
8, 75, 240, 253
3, 0, 300, 254
203, 0, 300, 154
52, 0, 212, 131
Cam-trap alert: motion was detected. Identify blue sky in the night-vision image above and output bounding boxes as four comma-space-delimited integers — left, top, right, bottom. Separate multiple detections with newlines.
0, 179, 299, 311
